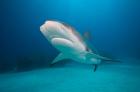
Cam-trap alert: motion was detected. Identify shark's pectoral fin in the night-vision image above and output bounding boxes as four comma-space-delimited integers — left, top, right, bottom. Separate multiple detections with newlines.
51, 53, 68, 65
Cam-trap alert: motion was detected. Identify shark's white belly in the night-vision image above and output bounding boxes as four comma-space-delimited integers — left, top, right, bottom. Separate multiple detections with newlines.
40, 21, 86, 54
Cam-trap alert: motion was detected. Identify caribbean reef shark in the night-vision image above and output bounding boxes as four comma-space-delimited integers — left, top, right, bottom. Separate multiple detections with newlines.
40, 20, 113, 72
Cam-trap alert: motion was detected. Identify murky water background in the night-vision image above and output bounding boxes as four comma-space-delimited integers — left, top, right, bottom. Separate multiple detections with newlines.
0, 0, 140, 92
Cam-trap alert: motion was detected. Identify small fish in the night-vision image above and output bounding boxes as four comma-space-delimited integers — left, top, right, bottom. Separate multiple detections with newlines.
40, 20, 112, 72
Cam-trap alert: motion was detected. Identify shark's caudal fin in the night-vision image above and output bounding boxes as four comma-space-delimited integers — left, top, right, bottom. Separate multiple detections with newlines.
51, 53, 68, 65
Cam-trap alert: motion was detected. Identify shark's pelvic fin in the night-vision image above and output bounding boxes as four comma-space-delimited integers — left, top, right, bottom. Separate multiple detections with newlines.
51, 53, 68, 64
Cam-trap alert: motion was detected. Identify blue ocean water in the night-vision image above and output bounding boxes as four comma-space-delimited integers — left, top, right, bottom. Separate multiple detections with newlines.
0, 0, 140, 92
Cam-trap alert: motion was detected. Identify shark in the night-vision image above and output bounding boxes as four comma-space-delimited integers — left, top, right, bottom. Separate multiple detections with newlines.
40, 20, 112, 72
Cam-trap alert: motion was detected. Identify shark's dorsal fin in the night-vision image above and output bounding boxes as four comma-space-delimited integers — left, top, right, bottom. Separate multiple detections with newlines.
51, 53, 68, 64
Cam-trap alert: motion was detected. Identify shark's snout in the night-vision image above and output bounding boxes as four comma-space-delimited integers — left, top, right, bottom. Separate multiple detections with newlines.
44, 21, 58, 29
40, 20, 60, 33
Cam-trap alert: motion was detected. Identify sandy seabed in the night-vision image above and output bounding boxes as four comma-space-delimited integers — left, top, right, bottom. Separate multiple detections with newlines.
0, 59, 140, 92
